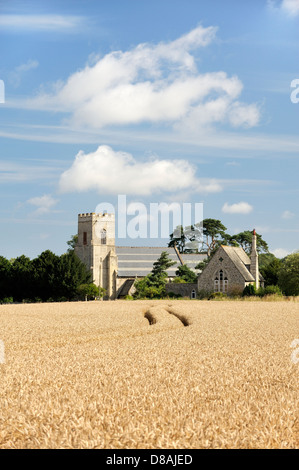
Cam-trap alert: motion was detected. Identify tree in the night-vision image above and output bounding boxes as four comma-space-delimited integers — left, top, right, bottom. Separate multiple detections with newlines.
195, 258, 209, 273
151, 251, 176, 279
133, 277, 164, 299
54, 251, 91, 300
31, 250, 91, 301
230, 230, 269, 255
242, 284, 256, 296
168, 225, 187, 253
259, 256, 282, 287
200, 219, 228, 256
134, 251, 176, 299
67, 234, 78, 253
31, 250, 60, 301
278, 253, 299, 296
168, 224, 202, 253
10, 255, 34, 301
0, 256, 12, 300
175, 265, 197, 283
77, 283, 103, 301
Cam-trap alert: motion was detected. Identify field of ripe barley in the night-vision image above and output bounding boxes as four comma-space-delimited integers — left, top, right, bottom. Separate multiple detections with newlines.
0, 300, 298, 449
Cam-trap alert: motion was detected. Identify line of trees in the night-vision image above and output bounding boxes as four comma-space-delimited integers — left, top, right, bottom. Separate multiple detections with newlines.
0, 248, 99, 303
169, 218, 269, 256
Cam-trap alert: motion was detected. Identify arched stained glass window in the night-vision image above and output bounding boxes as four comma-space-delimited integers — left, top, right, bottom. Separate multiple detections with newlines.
214, 271, 228, 293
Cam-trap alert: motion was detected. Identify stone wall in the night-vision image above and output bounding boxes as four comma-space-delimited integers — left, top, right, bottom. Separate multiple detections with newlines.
197, 246, 247, 295
165, 282, 198, 298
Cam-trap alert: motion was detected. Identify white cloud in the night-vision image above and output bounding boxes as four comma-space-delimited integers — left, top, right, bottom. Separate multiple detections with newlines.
281, 0, 299, 16
272, 248, 290, 258
282, 210, 295, 219
9, 59, 39, 87
15, 60, 39, 73
22, 25, 260, 131
268, 0, 299, 16
222, 201, 253, 214
58, 145, 221, 196
0, 14, 86, 31
27, 194, 59, 215
0, 161, 62, 182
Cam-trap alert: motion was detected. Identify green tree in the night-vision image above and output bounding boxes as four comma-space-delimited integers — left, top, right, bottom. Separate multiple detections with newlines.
175, 265, 197, 283
242, 284, 256, 296
168, 224, 202, 253
259, 256, 282, 287
278, 253, 299, 296
31, 250, 60, 301
55, 251, 91, 300
195, 258, 209, 273
77, 283, 103, 301
200, 218, 228, 256
0, 256, 12, 300
11, 255, 34, 301
169, 219, 228, 255
151, 251, 176, 279
168, 225, 187, 253
230, 230, 269, 255
67, 234, 78, 253
30, 250, 91, 301
134, 251, 176, 299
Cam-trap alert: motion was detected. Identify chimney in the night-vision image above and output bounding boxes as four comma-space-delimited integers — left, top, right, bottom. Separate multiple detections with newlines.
250, 229, 259, 289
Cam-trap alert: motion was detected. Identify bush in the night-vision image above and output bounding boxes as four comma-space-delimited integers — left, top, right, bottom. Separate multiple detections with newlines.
278, 253, 299, 296
1, 297, 13, 304
227, 285, 243, 297
257, 285, 283, 297
124, 295, 134, 300
77, 283, 102, 301
167, 292, 183, 299
242, 284, 256, 297
172, 277, 187, 284
197, 289, 212, 300
208, 292, 227, 300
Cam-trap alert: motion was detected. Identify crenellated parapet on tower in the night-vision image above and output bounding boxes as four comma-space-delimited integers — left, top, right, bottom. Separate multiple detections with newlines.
75, 212, 118, 299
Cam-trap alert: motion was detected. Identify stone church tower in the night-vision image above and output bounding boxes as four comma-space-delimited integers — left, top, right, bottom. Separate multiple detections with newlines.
75, 212, 118, 299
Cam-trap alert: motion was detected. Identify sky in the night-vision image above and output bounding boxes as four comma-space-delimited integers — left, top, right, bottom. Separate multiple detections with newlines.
0, 0, 299, 259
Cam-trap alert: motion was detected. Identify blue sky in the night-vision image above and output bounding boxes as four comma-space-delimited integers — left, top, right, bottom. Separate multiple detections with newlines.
0, 0, 299, 259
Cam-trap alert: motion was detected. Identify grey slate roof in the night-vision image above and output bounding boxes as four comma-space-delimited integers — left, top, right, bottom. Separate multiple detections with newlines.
220, 245, 263, 281
115, 246, 207, 278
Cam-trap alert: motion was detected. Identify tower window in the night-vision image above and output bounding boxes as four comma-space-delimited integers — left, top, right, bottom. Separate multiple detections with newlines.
101, 229, 107, 245
83, 232, 87, 245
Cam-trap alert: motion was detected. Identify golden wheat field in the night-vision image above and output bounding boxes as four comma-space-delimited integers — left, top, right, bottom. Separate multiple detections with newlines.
0, 299, 298, 449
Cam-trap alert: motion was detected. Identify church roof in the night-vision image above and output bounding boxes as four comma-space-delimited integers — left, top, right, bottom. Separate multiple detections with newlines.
220, 245, 264, 281
220, 245, 254, 281
115, 246, 207, 277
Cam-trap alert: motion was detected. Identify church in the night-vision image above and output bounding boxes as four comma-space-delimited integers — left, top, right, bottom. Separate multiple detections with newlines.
74, 211, 205, 299
197, 230, 264, 295
74, 212, 263, 299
